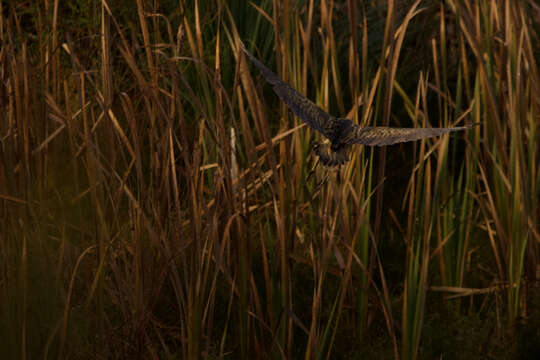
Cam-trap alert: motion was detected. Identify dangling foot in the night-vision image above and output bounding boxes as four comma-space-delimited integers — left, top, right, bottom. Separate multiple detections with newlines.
305, 158, 319, 183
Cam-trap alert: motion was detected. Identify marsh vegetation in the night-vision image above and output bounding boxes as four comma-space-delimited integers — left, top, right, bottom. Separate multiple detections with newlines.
1, 0, 539, 358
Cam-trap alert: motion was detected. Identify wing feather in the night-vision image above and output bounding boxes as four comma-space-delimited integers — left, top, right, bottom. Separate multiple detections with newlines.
242, 46, 332, 137
344, 125, 473, 146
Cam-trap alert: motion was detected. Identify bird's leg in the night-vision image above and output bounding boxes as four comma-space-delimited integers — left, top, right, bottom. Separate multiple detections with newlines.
305, 155, 331, 199
308, 157, 328, 188
305, 157, 319, 183
302, 158, 327, 203
313, 172, 329, 196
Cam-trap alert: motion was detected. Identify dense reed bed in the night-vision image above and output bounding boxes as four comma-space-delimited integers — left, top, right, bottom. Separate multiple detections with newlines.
1, 0, 539, 358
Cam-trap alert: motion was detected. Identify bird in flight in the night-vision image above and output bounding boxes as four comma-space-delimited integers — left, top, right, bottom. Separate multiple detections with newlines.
241, 45, 474, 167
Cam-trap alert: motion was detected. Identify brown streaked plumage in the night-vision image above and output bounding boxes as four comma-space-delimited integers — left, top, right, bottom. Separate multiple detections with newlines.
241, 45, 475, 166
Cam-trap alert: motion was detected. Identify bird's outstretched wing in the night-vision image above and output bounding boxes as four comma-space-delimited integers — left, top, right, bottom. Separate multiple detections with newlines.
343, 123, 474, 146
241, 45, 333, 138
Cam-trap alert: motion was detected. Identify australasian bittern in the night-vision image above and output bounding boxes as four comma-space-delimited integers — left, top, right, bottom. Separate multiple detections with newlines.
241, 45, 474, 167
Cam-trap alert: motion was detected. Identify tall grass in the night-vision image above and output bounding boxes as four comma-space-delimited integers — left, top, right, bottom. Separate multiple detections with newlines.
1, 0, 538, 359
